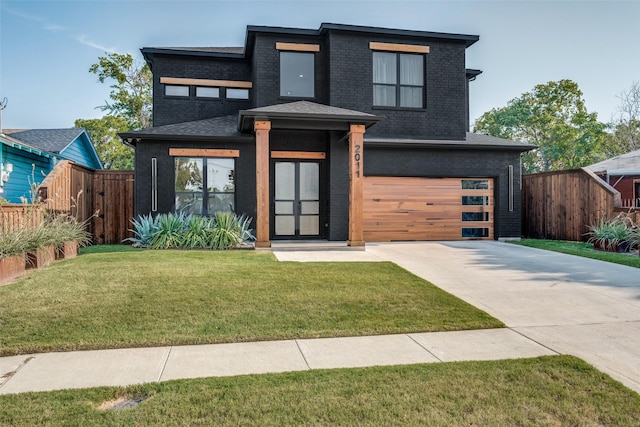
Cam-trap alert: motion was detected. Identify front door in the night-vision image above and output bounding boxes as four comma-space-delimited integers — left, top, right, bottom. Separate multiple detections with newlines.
273, 161, 321, 239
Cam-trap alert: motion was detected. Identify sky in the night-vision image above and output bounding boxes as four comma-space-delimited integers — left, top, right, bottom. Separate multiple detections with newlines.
1, 0, 639, 130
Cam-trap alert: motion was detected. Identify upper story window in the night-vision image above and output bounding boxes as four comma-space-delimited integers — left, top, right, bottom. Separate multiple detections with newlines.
160, 77, 252, 101
226, 88, 250, 100
196, 86, 220, 98
165, 85, 189, 97
276, 43, 319, 99
373, 52, 424, 108
280, 51, 315, 98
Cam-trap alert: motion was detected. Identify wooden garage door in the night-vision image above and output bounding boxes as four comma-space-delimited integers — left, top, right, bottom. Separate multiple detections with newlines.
363, 177, 494, 241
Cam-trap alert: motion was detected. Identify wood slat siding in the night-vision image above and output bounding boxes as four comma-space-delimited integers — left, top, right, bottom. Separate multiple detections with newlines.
36, 161, 134, 245
363, 177, 493, 241
522, 168, 620, 241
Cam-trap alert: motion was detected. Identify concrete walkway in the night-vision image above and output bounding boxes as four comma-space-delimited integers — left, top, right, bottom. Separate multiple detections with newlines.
0, 328, 554, 395
282, 241, 640, 393
1, 241, 639, 395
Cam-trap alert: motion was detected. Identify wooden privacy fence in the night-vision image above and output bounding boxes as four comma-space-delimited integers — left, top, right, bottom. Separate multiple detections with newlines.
0, 204, 45, 233
522, 167, 624, 241
36, 160, 135, 244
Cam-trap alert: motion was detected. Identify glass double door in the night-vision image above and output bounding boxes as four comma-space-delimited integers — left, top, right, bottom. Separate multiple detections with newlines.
273, 161, 321, 239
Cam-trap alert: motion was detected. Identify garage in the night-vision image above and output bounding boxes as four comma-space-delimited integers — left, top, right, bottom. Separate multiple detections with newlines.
363, 177, 494, 241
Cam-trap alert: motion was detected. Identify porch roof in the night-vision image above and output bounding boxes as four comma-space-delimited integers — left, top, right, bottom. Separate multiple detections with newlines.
238, 101, 381, 132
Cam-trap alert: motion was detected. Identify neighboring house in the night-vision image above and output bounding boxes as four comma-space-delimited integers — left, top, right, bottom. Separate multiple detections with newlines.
120, 23, 533, 247
587, 149, 640, 207
0, 128, 102, 203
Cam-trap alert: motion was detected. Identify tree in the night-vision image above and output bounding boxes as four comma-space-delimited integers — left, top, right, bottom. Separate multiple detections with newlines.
75, 52, 152, 169
606, 81, 640, 156
75, 116, 133, 170
89, 52, 152, 129
474, 80, 607, 173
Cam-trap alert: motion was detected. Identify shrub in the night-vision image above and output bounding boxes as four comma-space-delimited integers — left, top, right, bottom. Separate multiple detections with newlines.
124, 213, 159, 248
124, 212, 255, 250
150, 212, 188, 249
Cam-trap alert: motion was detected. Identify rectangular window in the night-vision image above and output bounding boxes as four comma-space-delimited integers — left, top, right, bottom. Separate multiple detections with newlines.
174, 157, 235, 216
462, 196, 489, 206
280, 51, 315, 98
462, 228, 490, 238
373, 52, 423, 108
462, 212, 490, 222
196, 86, 219, 98
226, 88, 250, 100
165, 85, 189, 97
462, 179, 490, 190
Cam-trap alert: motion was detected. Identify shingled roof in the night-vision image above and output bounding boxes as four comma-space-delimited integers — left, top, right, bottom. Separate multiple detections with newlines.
120, 115, 247, 145
587, 149, 640, 174
8, 128, 85, 153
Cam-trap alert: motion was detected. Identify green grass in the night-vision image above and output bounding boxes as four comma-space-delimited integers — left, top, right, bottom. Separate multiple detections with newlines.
0, 246, 502, 356
1, 356, 639, 426
513, 239, 640, 268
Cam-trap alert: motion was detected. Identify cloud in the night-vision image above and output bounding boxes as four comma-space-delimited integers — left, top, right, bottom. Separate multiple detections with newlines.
44, 24, 68, 31
76, 36, 117, 53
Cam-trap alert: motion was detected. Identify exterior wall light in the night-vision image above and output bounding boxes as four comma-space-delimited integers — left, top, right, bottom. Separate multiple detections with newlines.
0, 162, 13, 193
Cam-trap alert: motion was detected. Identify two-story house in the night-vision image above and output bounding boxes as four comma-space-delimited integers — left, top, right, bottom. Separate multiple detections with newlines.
121, 23, 534, 247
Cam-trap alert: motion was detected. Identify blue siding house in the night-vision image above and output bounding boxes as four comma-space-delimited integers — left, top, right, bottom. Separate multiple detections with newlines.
0, 129, 102, 203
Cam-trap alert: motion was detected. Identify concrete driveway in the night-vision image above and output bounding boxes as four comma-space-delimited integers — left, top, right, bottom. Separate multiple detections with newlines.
366, 241, 640, 393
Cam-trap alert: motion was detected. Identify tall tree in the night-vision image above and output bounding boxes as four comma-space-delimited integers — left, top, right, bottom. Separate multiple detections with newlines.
75, 116, 133, 170
474, 80, 607, 173
89, 52, 152, 130
75, 52, 152, 169
606, 81, 640, 156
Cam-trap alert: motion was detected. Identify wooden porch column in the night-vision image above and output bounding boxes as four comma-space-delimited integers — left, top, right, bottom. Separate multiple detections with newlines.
348, 124, 366, 246
255, 120, 271, 248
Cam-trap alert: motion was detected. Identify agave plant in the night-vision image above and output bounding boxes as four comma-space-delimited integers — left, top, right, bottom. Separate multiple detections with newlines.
124, 214, 159, 248
206, 212, 238, 249
181, 214, 212, 249
150, 212, 187, 249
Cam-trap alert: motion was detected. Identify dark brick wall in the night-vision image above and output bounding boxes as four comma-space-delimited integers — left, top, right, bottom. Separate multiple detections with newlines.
364, 146, 524, 239
327, 132, 350, 240
328, 31, 467, 140
134, 139, 256, 223
151, 54, 252, 127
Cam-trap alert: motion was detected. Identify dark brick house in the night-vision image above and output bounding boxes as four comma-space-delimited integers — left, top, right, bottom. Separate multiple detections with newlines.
121, 23, 533, 247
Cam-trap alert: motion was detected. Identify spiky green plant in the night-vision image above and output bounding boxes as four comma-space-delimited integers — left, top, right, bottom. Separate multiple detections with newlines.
207, 211, 243, 249
181, 215, 212, 248
149, 212, 187, 249
124, 213, 159, 247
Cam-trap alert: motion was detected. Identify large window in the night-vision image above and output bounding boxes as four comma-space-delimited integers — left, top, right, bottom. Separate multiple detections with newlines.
373, 52, 424, 108
280, 51, 315, 98
174, 157, 235, 216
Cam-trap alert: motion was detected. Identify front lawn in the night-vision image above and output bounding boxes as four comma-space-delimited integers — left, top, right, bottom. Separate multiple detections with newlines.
1, 356, 638, 426
0, 246, 502, 356
513, 239, 640, 268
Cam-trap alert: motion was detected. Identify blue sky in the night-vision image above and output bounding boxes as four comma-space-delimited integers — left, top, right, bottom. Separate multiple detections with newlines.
1, 0, 638, 130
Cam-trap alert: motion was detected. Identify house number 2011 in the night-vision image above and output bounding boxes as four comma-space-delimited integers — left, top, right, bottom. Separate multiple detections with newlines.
354, 144, 361, 178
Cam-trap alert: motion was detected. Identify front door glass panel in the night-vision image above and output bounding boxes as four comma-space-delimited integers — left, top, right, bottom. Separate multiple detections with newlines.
274, 160, 321, 238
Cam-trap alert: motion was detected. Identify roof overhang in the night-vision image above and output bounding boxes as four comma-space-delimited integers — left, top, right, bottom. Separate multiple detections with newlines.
238, 102, 382, 132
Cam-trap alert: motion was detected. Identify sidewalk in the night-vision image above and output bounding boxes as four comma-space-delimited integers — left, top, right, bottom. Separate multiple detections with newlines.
0, 328, 555, 395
